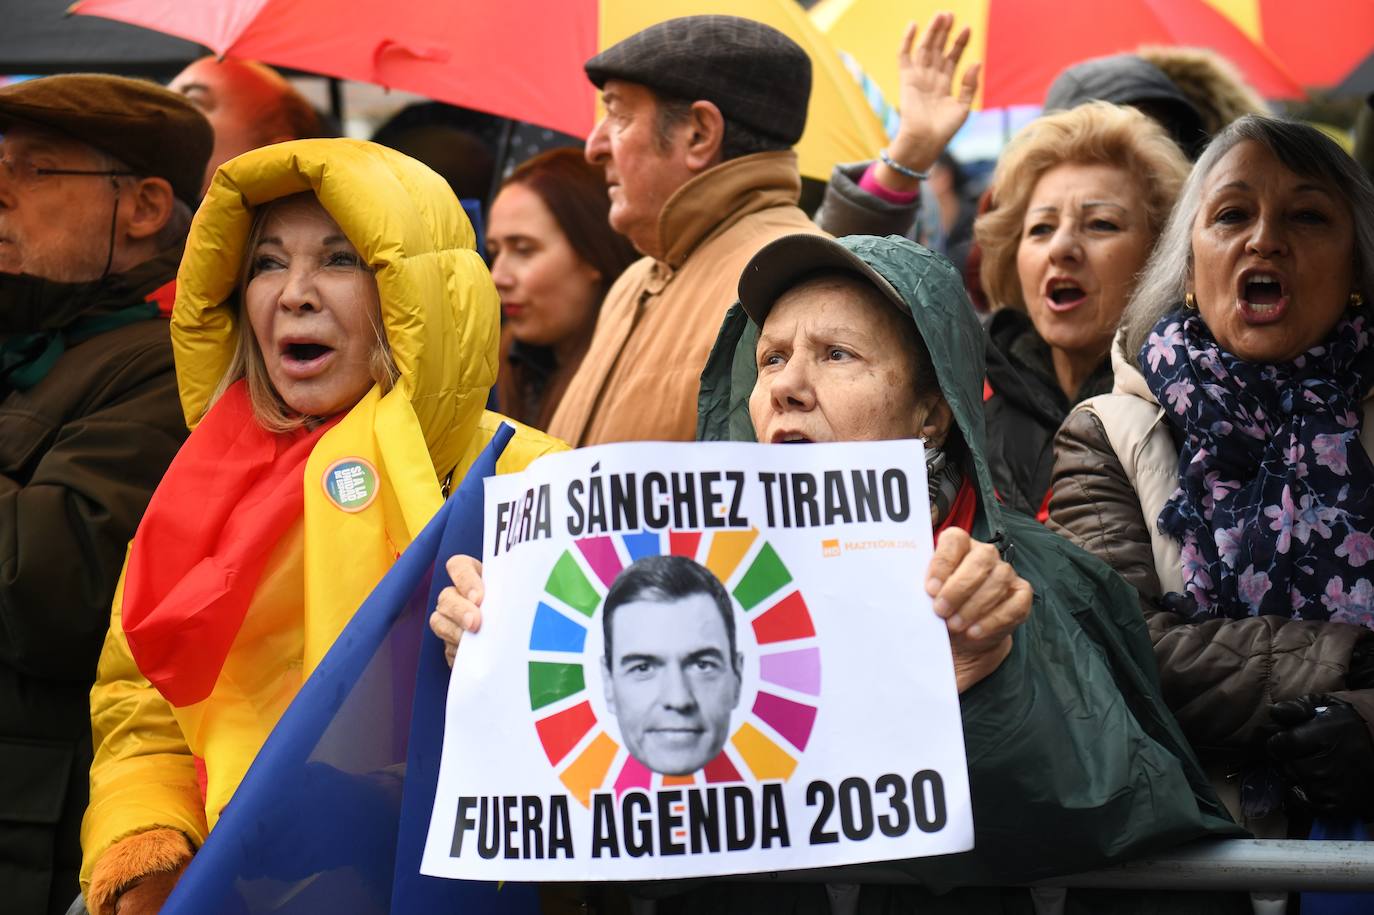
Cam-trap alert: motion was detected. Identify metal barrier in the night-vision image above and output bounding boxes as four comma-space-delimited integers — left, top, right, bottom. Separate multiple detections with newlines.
1040, 839, 1374, 893
738, 839, 1374, 893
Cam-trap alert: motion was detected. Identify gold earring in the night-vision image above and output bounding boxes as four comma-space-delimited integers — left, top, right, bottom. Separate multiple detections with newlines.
1184, 292, 1197, 310
1351, 292, 1365, 310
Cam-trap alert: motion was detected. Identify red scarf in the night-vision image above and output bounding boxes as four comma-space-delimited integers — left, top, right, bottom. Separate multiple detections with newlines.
936, 477, 977, 535
121, 382, 337, 707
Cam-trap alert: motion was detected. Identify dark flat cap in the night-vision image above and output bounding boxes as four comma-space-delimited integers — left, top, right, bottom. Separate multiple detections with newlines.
586, 15, 811, 147
1043, 55, 1206, 157
0, 74, 212, 205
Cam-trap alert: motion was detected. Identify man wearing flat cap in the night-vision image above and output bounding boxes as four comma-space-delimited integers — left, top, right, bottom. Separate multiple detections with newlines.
548, 14, 826, 447
0, 74, 210, 915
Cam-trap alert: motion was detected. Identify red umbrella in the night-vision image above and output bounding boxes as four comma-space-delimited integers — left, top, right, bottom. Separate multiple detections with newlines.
71, 0, 599, 137
69, 0, 890, 181
1204, 0, 1374, 88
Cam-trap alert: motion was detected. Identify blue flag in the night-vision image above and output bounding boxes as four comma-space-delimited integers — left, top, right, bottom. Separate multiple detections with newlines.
162, 424, 540, 914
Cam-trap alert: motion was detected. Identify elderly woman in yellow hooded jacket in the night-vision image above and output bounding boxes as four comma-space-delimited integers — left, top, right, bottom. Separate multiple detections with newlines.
76, 139, 563, 915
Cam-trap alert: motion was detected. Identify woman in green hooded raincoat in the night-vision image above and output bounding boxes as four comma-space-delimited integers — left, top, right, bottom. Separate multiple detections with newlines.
684, 233, 1245, 914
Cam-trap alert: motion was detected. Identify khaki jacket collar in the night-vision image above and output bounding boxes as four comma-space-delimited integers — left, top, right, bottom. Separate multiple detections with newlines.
654, 150, 802, 273
1110, 326, 1157, 403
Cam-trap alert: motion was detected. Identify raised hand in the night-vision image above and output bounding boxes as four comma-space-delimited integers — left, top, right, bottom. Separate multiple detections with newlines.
879, 11, 982, 190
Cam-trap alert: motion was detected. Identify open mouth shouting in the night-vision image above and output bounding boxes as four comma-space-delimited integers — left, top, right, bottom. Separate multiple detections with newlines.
1236, 268, 1288, 324
1043, 276, 1087, 313
278, 337, 336, 378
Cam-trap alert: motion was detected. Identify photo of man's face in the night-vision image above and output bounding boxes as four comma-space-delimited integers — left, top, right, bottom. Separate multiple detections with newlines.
601, 560, 743, 776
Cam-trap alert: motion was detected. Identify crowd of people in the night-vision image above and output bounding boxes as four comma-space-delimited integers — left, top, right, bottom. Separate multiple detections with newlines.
2, 9, 1372, 915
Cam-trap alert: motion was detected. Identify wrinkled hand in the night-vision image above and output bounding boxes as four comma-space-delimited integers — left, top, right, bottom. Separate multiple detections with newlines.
113, 867, 182, 915
1267, 694, 1374, 816
430, 555, 485, 668
881, 11, 982, 188
925, 528, 1030, 692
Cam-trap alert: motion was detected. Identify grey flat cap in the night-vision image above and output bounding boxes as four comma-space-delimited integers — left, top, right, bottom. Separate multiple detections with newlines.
1044, 54, 1207, 156
585, 15, 811, 147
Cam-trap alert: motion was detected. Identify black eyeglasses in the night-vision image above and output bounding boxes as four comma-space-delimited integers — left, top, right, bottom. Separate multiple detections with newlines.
0, 152, 136, 187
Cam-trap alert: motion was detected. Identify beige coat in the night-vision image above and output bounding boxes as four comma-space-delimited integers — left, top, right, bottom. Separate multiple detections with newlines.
1049, 333, 1374, 836
548, 151, 822, 446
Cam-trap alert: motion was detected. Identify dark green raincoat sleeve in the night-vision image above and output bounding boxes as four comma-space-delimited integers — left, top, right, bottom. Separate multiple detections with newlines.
875, 515, 1241, 890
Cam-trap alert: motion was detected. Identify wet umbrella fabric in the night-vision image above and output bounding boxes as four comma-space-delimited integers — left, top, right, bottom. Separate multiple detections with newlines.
1205, 0, 1374, 89
810, 0, 1303, 111
3, 0, 203, 77
70, 0, 887, 181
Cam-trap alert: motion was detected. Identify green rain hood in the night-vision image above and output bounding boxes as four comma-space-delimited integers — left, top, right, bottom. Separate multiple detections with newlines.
693, 236, 1243, 910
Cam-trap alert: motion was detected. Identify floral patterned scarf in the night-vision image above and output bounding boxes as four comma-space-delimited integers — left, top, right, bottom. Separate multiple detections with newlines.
1140, 310, 1374, 624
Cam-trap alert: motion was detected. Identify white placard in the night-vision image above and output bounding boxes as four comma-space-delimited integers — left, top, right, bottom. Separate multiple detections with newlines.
422, 440, 972, 881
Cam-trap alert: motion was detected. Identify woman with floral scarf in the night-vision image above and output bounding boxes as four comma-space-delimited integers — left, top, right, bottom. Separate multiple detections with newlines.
1049, 116, 1374, 865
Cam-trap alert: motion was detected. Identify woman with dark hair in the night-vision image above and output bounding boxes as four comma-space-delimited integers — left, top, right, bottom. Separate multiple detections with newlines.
1051, 115, 1374, 847
489, 148, 638, 430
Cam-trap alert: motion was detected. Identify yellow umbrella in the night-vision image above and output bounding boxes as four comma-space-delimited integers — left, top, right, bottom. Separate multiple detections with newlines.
811, 0, 986, 111
602, 2, 889, 179
1200, 0, 1374, 88
811, 0, 1303, 111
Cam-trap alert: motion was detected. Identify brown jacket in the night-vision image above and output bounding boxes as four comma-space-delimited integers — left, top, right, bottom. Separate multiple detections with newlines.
1048, 343, 1374, 769
0, 250, 187, 914
547, 151, 822, 446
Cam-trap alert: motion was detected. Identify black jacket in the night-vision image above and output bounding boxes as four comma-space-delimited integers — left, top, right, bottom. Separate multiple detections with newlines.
0, 250, 187, 914
983, 310, 1112, 518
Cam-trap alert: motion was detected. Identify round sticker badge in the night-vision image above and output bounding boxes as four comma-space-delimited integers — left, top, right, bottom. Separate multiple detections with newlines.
322, 458, 380, 513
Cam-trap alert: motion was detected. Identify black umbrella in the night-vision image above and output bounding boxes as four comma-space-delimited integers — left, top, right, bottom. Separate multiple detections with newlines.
1335, 49, 1374, 98
3, 0, 204, 78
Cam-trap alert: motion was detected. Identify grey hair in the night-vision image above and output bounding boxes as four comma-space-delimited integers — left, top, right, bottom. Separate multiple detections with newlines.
1122, 114, 1374, 361
650, 89, 788, 162
91, 148, 195, 250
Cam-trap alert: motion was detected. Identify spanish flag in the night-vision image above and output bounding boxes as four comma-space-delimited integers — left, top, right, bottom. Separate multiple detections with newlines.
158, 425, 539, 913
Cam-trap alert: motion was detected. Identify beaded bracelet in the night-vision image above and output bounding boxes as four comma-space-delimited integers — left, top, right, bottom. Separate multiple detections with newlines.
879, 149, 929, 181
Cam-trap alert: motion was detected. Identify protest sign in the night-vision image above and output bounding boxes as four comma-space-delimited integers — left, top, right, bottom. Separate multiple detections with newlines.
422, 440, 972, 881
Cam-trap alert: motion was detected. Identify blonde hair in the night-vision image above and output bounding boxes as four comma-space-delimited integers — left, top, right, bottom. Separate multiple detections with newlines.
210, 193, 400, 432
975, 102, 1190, 312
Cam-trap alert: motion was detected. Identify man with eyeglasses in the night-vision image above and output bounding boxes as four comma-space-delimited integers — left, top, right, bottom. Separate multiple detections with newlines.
0, 74, 210, 915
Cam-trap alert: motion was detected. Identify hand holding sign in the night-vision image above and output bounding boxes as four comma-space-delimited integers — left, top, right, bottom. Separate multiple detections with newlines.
926, 528, 1031, 692
431, 555, 485, 667
434, 521, 1031, 690
423, 440, 977, 882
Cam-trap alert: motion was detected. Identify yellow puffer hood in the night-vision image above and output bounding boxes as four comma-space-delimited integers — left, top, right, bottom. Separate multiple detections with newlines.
172, 137, 498, 479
